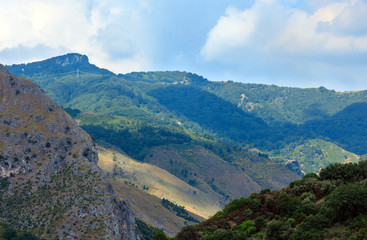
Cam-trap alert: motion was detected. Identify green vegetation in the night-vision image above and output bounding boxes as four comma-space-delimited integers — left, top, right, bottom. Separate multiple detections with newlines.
63, 107, 81, 118
7, 53, 367, 238
9, 55, 367, 162
78, 112, 270, 166
161, 199, 199, 223
82, 112, 300, 203
301, 102, 367, 155
278, 139, 359, 174
206, 82, 367, 125
0, 221, 39, 240
153, 229, 172, 240
136, 218, 157, 240
79, 113, 191, 161
148, 86, 269, 144
172, 161, 367, 239
0, 177, 9, 196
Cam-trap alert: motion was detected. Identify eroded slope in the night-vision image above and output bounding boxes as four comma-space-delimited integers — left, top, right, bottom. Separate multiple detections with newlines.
0, 65, 138, 239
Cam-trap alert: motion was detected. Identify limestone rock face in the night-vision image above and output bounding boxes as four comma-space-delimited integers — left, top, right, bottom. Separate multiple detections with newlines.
0, 64, 138, 239
54, 53, 89, 66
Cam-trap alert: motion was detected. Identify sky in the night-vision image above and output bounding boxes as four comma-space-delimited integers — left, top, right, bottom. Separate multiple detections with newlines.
0, 0, 367, 91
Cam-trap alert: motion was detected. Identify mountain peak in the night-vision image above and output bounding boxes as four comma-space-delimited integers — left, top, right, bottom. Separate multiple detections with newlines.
7, 53, 115, 78
54, 53, 89, 66
0, 64, 11, 79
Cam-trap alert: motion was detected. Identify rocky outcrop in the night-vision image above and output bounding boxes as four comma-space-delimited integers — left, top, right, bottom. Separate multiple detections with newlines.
55, 53, 89, 67
0, 64, 138, 239
285, 160, 304, 177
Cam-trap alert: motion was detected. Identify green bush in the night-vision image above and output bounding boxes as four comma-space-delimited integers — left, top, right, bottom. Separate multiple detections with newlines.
275, 192, 301, 218
287, 218, 296, 228
298, 214, 330, 231
223, 197, 252, 215
152, 229, 169, 240
300, 203, 316, 216
249, 199, 261, 212
290, 228, 325, 240
1, 228, 16, 239
206, 229, 234, 240
176, 226, 200, 240
255, 217, 267, 231
319, 163, 362, 182
348, 214, 367, 230
266, 221, 293, 240
237, 220, 255, 234
323, 182, 367, 221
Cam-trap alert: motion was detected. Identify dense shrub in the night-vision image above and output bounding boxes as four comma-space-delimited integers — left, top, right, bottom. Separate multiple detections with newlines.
0, 222, 39, 240
255, 217, 267, 231
323, 182, 367, 221
275, 192, 301, 218
290, 214, 329, 239
176, 226, 200, 240
152, 229, 169, 240
178, 160, 367, 239
319, 162, 362, 182
266, 221, 293, 240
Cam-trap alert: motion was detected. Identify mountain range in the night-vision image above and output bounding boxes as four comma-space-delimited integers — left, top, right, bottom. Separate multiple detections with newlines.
4, 53, 367, 237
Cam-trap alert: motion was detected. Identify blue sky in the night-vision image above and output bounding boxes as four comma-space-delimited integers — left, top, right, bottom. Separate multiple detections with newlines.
0, 0, 367, 91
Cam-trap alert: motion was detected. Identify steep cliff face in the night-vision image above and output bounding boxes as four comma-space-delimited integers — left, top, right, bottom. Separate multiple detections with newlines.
0, 64, 138, 239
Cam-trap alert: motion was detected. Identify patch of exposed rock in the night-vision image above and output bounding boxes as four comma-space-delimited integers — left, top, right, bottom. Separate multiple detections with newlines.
285, 160, 304, 177
0, 64, 138, 239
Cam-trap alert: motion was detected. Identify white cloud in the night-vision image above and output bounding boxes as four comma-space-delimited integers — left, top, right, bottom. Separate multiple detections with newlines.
198, 0, 367, 90
200, 7, 257, 60
201, 0, 367, 60
0, 0, 91, 50
0, 0, 150, 73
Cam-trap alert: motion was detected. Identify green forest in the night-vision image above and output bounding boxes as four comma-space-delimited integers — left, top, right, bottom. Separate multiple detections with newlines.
0, 221, 39, 240
155, 161, 367, 240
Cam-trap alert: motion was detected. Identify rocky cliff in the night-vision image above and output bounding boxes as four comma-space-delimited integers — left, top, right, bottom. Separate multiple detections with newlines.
0, 64, 138, 239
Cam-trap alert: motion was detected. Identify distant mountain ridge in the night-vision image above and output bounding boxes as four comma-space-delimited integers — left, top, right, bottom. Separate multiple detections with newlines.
7, 53, 367, 158
7, 53, 367, 166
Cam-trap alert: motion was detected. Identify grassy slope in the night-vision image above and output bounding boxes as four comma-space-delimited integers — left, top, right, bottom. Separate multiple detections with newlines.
278, 139, 360, 174
144, 144, 301, 200
109, 180, 203, 235
79, 112, 300, 205
97, 146, 221, 219
144, 145, 262, 201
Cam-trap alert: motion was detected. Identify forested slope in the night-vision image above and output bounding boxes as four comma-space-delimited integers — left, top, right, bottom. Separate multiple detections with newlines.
173, 161, 367, 240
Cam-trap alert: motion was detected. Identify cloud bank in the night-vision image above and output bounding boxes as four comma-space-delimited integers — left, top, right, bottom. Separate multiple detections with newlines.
0, 0, 151, 73
200, 0, 367, 90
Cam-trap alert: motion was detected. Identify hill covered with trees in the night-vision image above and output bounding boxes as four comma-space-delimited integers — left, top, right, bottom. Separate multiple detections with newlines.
171, 161, 367, 240
7, 54, 367, 160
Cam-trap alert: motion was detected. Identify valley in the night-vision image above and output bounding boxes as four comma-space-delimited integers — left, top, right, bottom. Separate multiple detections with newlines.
3, 53, 367, 238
